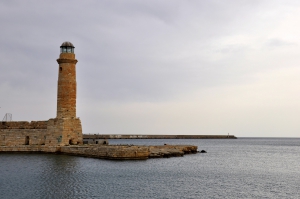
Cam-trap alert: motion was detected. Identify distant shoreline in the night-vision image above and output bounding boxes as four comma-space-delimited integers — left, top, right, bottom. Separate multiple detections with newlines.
83, 134, 237, 139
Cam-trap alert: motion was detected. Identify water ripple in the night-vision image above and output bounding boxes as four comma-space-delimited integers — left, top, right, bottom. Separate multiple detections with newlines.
1, 138, 300, 198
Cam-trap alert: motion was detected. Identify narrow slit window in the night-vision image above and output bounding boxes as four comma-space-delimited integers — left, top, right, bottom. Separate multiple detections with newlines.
25, 136, 29, 145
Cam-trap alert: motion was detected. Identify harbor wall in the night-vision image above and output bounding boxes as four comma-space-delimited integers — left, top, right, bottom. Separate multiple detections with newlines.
83, 134, 237, 139
0, 144, 198, 160
0, 121, 48, 129
0, 120, 83, 147
0, 121, 48, 146
0, 146, 59, 153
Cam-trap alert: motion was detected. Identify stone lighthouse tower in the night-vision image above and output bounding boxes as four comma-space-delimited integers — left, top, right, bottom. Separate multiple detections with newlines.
45, 41, 82, 146
57, 41, 77, 118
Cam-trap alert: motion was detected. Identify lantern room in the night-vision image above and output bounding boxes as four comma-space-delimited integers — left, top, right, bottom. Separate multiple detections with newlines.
60, 41, 75, 53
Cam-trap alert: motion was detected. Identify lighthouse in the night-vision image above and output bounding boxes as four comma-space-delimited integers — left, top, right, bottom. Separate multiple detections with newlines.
56, 42, 77, 118
45, 42, 82, 146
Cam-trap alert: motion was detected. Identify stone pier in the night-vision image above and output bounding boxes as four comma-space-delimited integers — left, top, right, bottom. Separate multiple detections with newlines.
0, 144, 198, 160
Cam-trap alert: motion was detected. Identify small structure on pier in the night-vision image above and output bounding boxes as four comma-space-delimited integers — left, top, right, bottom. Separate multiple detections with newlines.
2, 113, 12, 122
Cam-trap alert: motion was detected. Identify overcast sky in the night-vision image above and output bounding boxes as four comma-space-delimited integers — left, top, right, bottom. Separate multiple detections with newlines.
1, 1, 300, 137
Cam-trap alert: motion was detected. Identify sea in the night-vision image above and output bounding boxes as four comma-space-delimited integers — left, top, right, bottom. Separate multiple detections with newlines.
0, 138, 300, 199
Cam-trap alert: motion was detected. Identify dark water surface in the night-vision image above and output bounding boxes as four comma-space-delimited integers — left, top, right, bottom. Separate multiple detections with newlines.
1, 138, 300, 199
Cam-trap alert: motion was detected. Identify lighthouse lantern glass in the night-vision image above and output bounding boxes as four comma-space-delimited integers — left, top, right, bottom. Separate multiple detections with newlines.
60, 46, 74, 53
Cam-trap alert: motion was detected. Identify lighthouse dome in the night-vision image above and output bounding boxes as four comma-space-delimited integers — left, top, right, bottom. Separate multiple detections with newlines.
60, 41, 74, 47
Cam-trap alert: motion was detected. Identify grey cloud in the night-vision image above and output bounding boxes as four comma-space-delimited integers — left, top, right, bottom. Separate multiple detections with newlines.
266, 38, 297, 48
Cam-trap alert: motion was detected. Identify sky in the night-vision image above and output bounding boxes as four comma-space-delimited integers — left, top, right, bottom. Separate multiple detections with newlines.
0, 0, 300, 137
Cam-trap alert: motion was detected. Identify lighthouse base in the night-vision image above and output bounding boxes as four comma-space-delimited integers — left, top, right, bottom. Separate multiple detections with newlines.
45, 118, 83, 146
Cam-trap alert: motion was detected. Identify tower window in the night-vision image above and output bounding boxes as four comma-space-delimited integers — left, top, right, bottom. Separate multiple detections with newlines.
60, 67, 62, 72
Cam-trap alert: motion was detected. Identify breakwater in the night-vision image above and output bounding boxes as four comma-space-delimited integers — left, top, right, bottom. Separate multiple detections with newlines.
83, 134, 237, 139
0, 144, 198, 160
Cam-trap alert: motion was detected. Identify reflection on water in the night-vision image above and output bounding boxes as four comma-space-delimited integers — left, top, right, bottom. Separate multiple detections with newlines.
1, 138, 300, 199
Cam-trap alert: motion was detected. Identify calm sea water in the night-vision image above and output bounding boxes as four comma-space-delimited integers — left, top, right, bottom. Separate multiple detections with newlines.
1, 138, 300, 199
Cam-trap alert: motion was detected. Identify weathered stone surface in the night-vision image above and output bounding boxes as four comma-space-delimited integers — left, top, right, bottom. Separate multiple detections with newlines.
0, 121, 47, 129
0, 129, 47, 146
149, 145, 198, 158
60, 145, 150, 160
56, 53, 77, 119
0, 117, 82, 147
0, 144, 198, 160
54, 52, 83, 146
45, 118, 82, 146
0, 146, 59, 153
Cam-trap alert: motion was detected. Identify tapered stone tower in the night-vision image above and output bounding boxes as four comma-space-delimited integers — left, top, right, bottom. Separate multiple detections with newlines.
45, 42, 82, 146
56, 42, 77, 118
